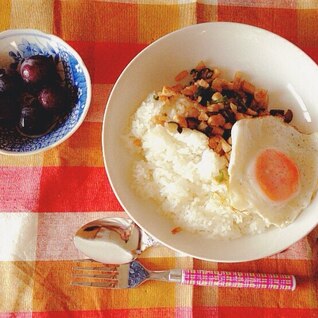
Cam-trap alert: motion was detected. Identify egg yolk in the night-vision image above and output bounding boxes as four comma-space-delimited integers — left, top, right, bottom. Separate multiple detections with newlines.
254, 148, 299, 202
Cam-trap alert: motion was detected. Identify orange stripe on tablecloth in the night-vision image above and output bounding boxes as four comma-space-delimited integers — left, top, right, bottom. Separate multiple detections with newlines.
43, 122, 103, 167
10, 0, 53, 33
217, 5, 298, 44
197, 3, 218, 23
137, 3, 196, 44
67, 41, 146, 84
85, 84, 113, 123
217, 258, 318, 308
53, 0, 138, 43
297, 8, 318, 46
32, 260, 129, 312
32, 259, 177, 312
37, 166, 122, 212
0, 0, 11, 31
53, 1, 196, 44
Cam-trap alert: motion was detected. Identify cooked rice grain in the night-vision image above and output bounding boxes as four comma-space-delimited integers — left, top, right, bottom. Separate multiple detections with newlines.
128, 93, 270, 239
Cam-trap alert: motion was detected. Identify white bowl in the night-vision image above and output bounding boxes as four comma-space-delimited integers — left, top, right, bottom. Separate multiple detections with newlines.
102, 22, 318, 262
0, 29, 91, 155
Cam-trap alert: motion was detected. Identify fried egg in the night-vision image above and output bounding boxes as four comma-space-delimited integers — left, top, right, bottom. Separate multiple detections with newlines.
228, 116, 318, 226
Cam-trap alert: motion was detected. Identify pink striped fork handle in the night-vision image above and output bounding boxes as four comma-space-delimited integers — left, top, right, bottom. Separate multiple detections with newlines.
183, 270, 296, 290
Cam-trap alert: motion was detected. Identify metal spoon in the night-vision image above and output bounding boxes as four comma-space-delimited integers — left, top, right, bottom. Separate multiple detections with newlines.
74, 217, 158, 264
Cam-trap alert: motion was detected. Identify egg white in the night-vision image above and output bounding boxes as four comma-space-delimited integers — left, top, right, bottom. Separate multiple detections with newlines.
228, 116, 318, 226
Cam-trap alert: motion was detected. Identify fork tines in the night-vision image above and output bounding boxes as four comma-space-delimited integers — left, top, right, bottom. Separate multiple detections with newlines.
72, 260, 119, 288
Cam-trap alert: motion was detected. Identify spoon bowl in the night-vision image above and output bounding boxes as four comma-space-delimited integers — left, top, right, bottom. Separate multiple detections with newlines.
74, 217, 157, 264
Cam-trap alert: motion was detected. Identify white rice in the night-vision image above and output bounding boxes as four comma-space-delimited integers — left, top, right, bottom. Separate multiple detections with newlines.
128, 93, 270, 239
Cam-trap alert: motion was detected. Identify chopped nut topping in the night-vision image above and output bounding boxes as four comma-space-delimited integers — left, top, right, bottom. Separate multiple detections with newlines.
133, 138, 142, 147
175, 70, 189, 82
171, 226, 182, 234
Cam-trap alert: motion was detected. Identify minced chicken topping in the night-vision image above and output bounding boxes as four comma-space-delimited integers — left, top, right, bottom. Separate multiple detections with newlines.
153, 61, 293, 162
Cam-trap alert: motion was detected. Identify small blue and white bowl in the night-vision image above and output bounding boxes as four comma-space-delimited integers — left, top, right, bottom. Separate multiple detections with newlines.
0, 29, 91, 155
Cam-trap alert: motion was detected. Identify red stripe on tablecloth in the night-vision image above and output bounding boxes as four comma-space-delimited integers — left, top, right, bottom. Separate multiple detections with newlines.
0, 313, 31, 318
216, 307, 318, 318
30, 308, 176, 317
217, 6, 298, 44
37, 167, 122, 212
4, 307, 317, 318
66, 41, 146, 84
0, 167, 42, 212
301, 46, 318, 65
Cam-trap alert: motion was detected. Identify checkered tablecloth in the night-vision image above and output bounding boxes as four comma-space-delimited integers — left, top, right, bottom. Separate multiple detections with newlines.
0, 1, 318, 317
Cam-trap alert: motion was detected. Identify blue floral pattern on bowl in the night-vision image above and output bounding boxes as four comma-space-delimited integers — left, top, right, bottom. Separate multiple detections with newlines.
0, 30, 91, 154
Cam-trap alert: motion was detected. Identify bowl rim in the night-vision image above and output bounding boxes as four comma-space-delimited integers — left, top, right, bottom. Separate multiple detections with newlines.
102, 21, 318, 262
0, 28, 92, 156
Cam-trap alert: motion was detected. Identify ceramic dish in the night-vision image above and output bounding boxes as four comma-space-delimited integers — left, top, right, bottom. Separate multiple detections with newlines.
102, 22, 318, 262
0, 29, 91, 155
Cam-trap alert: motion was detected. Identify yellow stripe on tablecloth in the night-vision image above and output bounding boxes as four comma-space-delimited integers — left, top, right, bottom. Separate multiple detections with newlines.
10, 0, 54, 33
296, 0, 318, 9
127, 257, 178, 308
192, 259, 218, 307
174, 257, 194, 311
0, 0, 11, 31
0, 123, 102, 167
210, 0, 296, 8
43, 122, 103, 167
0, 154, 44, 166
0, 261, 35, 312
0, 122, 103, 166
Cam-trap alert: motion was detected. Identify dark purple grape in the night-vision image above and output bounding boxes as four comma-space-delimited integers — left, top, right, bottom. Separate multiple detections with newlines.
20, 55, 57, 85
20, 91, 38, 109
0, 54, 74, 136
18, 103, 55, 136
38, 85, 68, 113
0, 94, 19, 124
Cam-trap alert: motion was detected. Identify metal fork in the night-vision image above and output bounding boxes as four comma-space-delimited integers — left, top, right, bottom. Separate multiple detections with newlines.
72, 259, 296, 290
